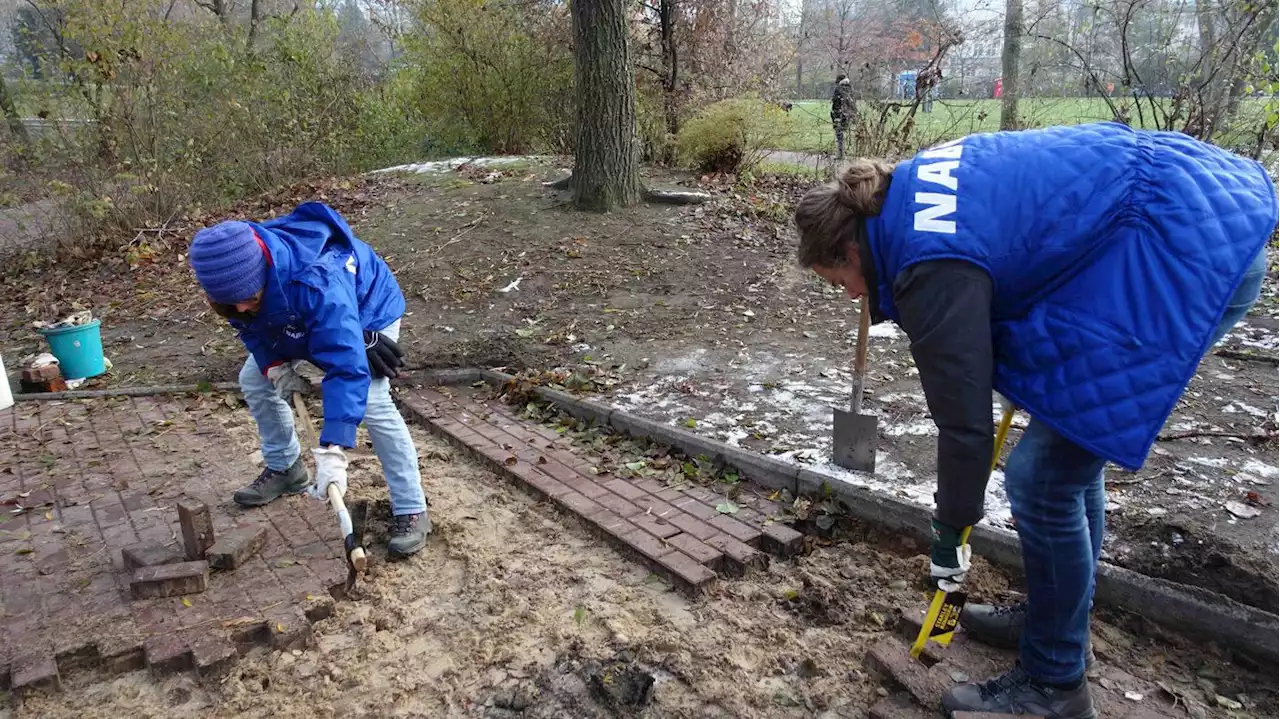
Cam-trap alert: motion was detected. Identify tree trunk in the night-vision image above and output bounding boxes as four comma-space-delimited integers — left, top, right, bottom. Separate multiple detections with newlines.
248, 0, 263, 50
0, 74, 29, 145
660, 0, 679, 136
570, 0, 642, 211
999, 0, 1022, 130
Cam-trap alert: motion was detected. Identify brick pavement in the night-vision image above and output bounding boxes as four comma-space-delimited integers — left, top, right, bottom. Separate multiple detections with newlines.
399, 385, 804, 594
0, 396, 348, 693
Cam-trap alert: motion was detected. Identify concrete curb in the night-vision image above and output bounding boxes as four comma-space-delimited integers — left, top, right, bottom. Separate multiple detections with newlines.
473, 369, 1279, 663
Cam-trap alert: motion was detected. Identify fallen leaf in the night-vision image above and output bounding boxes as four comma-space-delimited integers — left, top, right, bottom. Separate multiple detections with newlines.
685, 418, 697, 428
716, 501, 740, 515
1215, 695, 1244, 710
504, 456, 517, 466
14, 547, 33, 555
181, 597, 192, 608
1124, 691, 1143, 701
276, 623, 286, 633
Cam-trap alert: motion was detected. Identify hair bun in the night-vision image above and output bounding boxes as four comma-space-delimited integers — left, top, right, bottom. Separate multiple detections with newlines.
835, 159, 895, 215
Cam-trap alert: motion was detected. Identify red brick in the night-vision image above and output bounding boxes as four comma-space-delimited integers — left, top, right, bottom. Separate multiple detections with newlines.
10, 652, 59, 694
589, 510, 633, 539
666, 533, 723, 566
516, 464, 574, 499
657, 550, 717, 590
554, 470, 609, 500
629, 512, 680, 539
191, 636, 237, 678
669, 512, 717, 540
206, 526, 269, 570
131, 560, 210, 599
709, 514, 762, 545
559, 491, 605, 519
621, 528, 674, 561
121, 543, 183, 571
673, 495, 719, 520
602, 478, 647, 501
761, 521, 804, 557
706, 534, 766, 575
632, 496, 677, 516
865, 637, 954, 709
144, 633, 193, 677
596, 491, 642, 518
267, 608, 314, 651
54, 640, 100, 675
177, 500, 215, 560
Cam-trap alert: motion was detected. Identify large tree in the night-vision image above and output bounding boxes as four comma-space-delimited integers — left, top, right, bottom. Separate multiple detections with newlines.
1000, 0, 1022, 130
570, 0, 642, 211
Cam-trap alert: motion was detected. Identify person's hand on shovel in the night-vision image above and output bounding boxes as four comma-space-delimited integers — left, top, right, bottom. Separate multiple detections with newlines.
309, 445, 349, 501
929, 518, 972, 592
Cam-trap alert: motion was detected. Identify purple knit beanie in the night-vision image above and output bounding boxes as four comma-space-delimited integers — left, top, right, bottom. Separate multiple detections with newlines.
189, 221, 268, 304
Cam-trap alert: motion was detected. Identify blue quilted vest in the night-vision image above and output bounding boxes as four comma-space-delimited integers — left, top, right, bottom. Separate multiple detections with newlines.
865, 122, 1277, 469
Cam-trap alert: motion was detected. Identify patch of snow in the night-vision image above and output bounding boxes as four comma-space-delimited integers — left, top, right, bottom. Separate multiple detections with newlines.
883, 419, 937, 437
1242, 459, 1279, 478
1185, 456, 1230, 469
370, 155, 549, 175
868, 323, 901, 339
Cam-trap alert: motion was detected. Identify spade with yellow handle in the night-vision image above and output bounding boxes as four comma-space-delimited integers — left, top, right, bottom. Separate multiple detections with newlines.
910, 402, 1017, 659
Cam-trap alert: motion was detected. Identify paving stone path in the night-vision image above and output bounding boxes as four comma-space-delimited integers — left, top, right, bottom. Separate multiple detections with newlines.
0, 396, 346, 693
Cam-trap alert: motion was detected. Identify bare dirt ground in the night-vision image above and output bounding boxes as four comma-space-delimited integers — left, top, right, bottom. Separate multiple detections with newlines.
0, 157, 1275, 610
9, 417, 1277, 718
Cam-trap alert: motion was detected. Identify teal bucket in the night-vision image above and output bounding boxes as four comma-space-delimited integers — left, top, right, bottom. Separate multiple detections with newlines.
40, 319, 106, 380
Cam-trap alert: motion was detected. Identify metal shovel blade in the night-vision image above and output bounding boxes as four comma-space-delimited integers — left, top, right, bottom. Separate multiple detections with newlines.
832, 407, 877, 473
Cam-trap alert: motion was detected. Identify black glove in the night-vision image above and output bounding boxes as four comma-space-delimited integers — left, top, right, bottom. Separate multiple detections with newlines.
364, 330, 405, 379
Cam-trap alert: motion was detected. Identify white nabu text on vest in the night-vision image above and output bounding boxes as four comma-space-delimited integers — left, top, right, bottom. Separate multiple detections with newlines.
914, 140, 963, 235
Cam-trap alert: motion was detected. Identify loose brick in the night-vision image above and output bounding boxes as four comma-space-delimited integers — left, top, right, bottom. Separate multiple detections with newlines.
121, 543, 183, 571
666, 533, 723, 566
706, 534, 766, 575
206, 526, 269, 570
669, 512, 717, 540
177, 500, 215, 560
596, 490, 642, 518
761, 521, 804, 558
629, 512, 680, 540
657, 550, 717, 590
865, 637, 954, 710
559, 491, 605, 519
130, 560, 210, 599
709, 514, 762, 546
601, 478, 647, 501
10, 652, 60, 694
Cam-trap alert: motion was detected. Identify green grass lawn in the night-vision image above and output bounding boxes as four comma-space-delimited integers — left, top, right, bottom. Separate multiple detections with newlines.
777, 97, 1271, 155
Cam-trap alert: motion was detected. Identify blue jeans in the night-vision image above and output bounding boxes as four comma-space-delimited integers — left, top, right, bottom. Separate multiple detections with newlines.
239, 319, 427, 516
1007, 249, 1267, 684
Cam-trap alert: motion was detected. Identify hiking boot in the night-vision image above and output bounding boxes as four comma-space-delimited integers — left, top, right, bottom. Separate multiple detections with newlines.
941, 664, 1097, 719
233, 457, 310, 507
388, 512, 432, 558
962, 602, 1098, 672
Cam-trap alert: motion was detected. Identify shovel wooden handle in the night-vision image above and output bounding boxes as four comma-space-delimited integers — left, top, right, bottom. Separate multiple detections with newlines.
291, 392, 367, 574
850, 299, 871, 412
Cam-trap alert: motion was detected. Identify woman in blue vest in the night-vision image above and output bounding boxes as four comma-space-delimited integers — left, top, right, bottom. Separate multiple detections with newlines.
794, 122, 1275, 718
189, 202, 431, 558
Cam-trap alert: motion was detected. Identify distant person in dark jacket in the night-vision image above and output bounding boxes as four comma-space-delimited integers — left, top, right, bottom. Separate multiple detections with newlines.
831, 74, 856, 160
189, 202, 431, 558
793, 123, 1276, 718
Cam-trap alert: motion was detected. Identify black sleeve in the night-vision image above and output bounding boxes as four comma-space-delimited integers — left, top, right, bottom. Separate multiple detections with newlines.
892, 259, 995, 529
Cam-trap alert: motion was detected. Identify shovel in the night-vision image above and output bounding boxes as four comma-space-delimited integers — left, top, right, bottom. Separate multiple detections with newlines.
832, 299, 877, 472
289, 390, 367, 593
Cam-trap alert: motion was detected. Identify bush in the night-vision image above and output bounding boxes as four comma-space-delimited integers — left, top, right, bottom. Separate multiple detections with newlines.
675, 98, 789, 174
401, 0, 573, 155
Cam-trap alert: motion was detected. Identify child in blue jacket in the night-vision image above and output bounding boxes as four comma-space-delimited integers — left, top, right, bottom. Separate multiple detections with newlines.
794, 122, 1276, 718
189, 202, 430, 557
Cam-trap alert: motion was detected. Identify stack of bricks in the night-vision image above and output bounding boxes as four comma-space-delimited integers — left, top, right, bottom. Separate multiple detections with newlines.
19, 362, 66, 393
125, 501, 269, 600
401, 387, 804, 594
